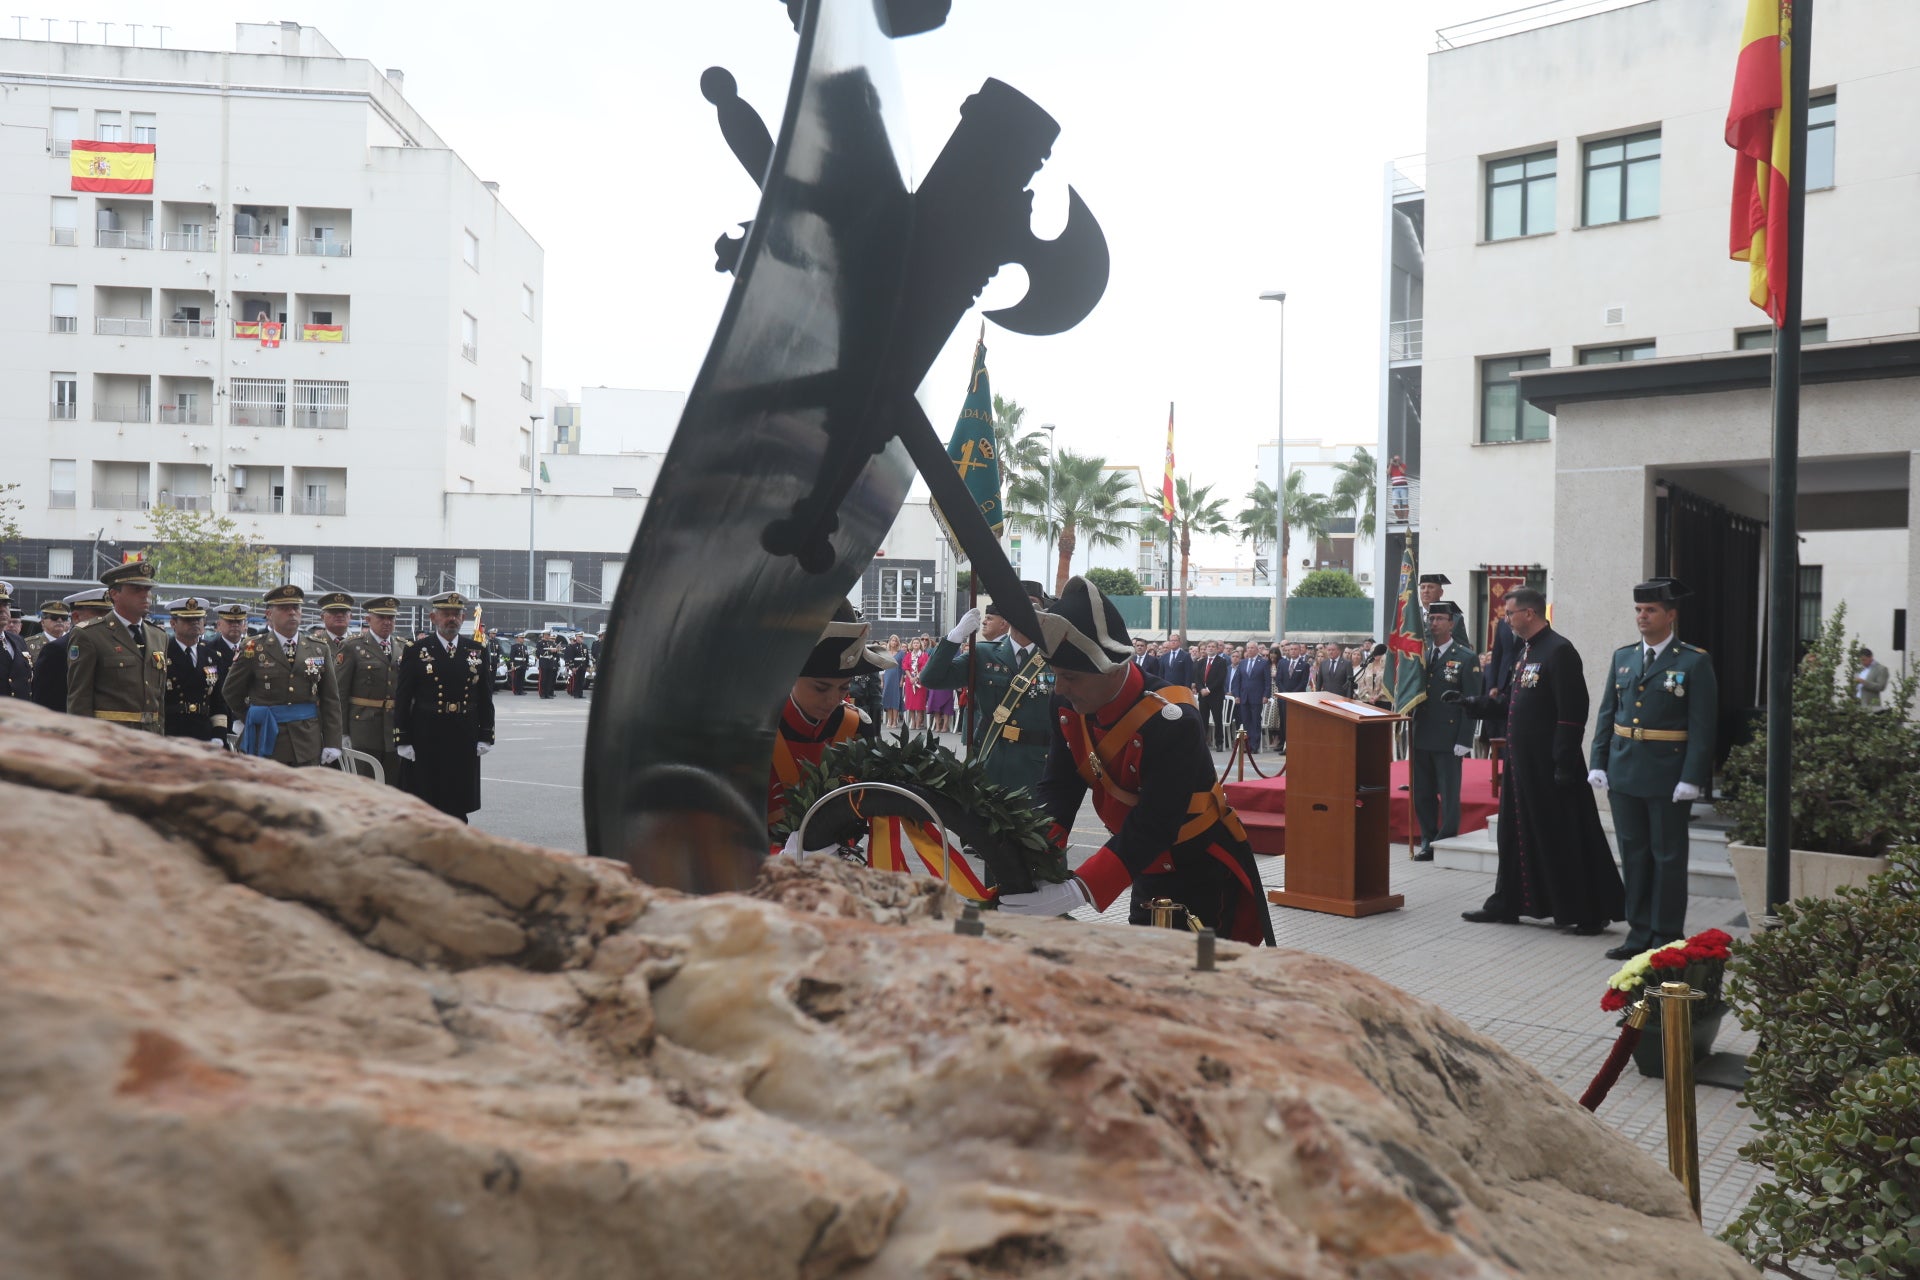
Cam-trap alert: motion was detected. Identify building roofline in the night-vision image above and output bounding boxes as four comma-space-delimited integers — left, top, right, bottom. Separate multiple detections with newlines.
1512, 335, 1920, 413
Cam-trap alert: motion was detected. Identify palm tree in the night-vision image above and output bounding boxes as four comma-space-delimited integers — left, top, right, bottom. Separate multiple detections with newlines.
1236, 471, 1332, 593
1330, 446, 1378, 540
991, 394, 1050, 487
1007, 449, 1139, 596
1141, 476, 1231, 637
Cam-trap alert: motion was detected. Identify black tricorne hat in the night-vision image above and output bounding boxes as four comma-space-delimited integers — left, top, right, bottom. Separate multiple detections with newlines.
1428, 599, 1462, 618
1037, 576, 1134, 674
799, 601, 896, 678
1418, 573, 1450, 587
1632, 577, 1692, 604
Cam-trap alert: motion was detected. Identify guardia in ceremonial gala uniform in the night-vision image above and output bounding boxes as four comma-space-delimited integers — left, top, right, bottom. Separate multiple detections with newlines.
224, 583, 345, 767
337, 595, 411, 787
767, 601, 889, 836
65, 562, 169, 732
1409, 601, 1482, 860
1589, 577, 1718, 959
919, 580, 1054, 804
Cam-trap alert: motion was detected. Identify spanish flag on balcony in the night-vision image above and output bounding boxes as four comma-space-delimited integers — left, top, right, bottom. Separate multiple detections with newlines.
302, 324, 344, 342
1727, 0, 1792, 323
71, 140, 155, 193
234, 320, 262, 339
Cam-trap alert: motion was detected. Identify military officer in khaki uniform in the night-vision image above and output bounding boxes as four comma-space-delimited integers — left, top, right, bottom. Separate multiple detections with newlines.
337, 595, 410, 787
31, 589, 111, 712
66, 561, 170, 732
225, 583, 344, 767
311, 591, 356, 652
209, 600, 251, 661
26, 598, 71, 665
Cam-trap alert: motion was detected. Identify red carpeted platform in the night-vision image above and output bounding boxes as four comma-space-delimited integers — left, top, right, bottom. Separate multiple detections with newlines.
1223, 758, 1500, 857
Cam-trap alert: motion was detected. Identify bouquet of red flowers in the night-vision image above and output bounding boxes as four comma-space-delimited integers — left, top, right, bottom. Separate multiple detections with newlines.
1599, 927, 1734, 1013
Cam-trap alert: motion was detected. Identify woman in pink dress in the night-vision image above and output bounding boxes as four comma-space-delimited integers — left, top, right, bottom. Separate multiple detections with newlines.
903, 636, 930, 730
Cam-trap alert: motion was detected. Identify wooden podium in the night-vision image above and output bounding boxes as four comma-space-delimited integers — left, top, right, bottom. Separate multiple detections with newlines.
1266, 692, 1406, 917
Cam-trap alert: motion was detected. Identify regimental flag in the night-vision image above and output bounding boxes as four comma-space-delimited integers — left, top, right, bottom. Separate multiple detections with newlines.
1727, 0, 1793, 323
1161, 402, 1176, 523
70, 140, 155, 193
259, 320, 282, 349
932, 334, 1005, 563
867, 817, 992, 902
301, 324, 344, 342
1384, 545, 1428, 715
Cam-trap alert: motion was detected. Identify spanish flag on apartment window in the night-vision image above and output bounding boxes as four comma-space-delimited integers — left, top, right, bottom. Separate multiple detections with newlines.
70, 140, 156, 194
1727, 0, 1792, 323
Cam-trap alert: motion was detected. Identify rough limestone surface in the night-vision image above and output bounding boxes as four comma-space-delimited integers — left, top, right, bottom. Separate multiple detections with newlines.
0, 701, 1756, 1278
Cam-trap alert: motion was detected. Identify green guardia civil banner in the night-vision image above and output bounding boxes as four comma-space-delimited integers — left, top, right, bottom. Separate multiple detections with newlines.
933, 335, 1004, 563
1385, 544, 1429, 714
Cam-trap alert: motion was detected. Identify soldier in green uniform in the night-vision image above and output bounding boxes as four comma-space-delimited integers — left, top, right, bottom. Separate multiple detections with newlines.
26, 598, 71, 665
920, 579, 1054, 805
1589, 577, 1718, 960
337, 595, 410, 787
66, 561, 170, 732
208, 601, 251, 661
311, 591, 356, 652
225, 583, 345, 767
1410, 601, 1482, 861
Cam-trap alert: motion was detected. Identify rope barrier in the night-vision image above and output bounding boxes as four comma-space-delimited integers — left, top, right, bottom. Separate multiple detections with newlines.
1578, 996, 1652, 1111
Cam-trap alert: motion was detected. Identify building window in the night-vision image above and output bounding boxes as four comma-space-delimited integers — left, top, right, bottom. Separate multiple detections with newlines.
50, 107, 76, 154
94, 110, 122, 142
876, 566, 929, 620
50, 195, 78, 246
1138, 538, 1159, 576
291, 380, 349, 429
1578, 341, 1656, 363
459, 395, 476, 443
521, 284, 534, 318
50, 284, 78, 333
1807, 94, 1836, 190
288, 554, 316, 591
1796, 564, 1823, 648
1479, 353, 1551, 442
545, 560, 573, 603
1009, 534, 1021, 572
131, 112, 157, 144
1486, 148, 1556, 240
52, 373, 78, 421
50, 459, 77, 512
519, 428, 531, 470
1583, 129, 1660, 226
1737, 323, 1827, 350
519, 356, 533, 400
462, 229, 478, 269
461, 312, 478, 362
454, 557, 480, 597
49, 547, 75, 577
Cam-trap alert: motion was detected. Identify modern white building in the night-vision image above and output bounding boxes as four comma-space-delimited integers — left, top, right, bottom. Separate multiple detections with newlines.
1413, 0, 1918, 719
0, 22, 635, 630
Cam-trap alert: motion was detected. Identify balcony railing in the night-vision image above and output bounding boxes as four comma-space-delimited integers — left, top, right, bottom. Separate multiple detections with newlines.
459, 424, 476, 443
296, 238, 352, 257
50, 315, 78, 333
50, 402, 77, 421
49, 489, 76, 509
230, 494, 285, 514
1386, 475, 1421, 529
297, 324, 346, 343
520, 381, 533, 400
93, 404, 152, 423
291, 406, 349, 430
1388, 318, 1423, 362
158, 405, 209, 424
92, 492, 148, 511
232, 404, 287, 428
162, 231, 210, 251
96, 316, 151, 337
157, 493, 210, 512
461, 343, 478, 363
50, 226, 76, 246
234, 234, 287, 255
96, 229, 151, 249
292, 496, 346, 516
161, 318, 215, 338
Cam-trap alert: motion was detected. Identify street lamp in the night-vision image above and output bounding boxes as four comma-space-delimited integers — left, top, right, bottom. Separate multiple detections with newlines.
1039, 421, 1057, 592
527, 414, 544, 603
1260, 289, 1287, 643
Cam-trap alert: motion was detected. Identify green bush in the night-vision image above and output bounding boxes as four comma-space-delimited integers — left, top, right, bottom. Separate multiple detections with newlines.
1720, 606, 1920, 857
1724, 848, 1920, 1276
1085, 567, 1145, 597
1291, 568, 1365, 599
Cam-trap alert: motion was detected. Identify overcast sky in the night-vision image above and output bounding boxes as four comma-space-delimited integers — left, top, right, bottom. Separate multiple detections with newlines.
23, 0, 1618, 558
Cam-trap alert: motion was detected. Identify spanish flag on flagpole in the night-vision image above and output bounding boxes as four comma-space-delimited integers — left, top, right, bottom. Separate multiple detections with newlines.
70, 140, 155, 194
1727, 0, 1792, 323
1161, 402, 1176, 522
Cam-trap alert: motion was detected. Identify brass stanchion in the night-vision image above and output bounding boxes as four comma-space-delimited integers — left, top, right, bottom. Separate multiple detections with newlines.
1654, 980, 1704, 1218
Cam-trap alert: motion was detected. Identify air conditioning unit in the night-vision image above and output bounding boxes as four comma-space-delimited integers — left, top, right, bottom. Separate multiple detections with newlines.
231, 466, 248, 489
1357, 572, 1372, 585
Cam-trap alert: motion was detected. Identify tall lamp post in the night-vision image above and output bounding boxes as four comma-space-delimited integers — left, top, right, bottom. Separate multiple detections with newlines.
527, 414, 543, 606
1040, 421, 1057, 592
1260, 289, 1287, 643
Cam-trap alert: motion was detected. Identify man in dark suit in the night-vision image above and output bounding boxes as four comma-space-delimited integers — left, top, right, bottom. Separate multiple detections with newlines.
1233, 641, 1271, 751
1162, 635, 1193, 690
1141, 640, 1165, 679
394, 591, 497, 822
1315, 642, 1357, 699
1273, 641, 1312, 751
1197, 640, 1230, 750
0, 583, 31, 700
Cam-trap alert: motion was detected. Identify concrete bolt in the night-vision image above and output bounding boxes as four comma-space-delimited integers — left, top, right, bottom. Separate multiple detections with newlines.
1195, 927, 1216, 971
955, 902, 985, 937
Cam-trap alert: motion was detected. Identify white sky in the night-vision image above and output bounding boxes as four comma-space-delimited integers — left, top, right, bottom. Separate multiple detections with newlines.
23, 0, 1537, 560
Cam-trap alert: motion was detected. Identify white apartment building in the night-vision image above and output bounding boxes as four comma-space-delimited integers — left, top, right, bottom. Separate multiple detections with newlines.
0, 23, 628, 630
1416, 0, 1919, 716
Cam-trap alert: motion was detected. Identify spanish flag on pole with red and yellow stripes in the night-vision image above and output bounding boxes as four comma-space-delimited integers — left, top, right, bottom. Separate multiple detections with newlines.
1160, 402, 1176, 522
1727, 0, 1792, 324
70, 140, 155, 194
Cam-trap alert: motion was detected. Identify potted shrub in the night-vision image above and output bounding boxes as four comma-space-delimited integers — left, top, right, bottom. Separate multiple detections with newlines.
1598, 928, 1734, 1076
1722, 848, 1920, 1277
1719, 606, 1920, 921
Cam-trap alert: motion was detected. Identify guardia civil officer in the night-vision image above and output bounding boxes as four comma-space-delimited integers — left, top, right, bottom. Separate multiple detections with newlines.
337, 595, 411, 787
920, 579, 1054, 804
160, 597, 231, 744
1589, 578, 1718, 960
31, 589, 113, 712
1409, 601, 1481, 860
999, 577, 1274, 946
66, 561, 170, 732
394, 591, 496, 821
224, 583, 345, 767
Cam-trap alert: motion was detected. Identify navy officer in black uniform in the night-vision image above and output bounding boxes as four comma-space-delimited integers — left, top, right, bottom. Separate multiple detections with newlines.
394, 591, 496, 822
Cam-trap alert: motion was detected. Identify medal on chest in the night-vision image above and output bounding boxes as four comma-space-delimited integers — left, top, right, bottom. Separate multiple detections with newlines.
1519, 663, 1542, 689
1663, 670, 1686, 697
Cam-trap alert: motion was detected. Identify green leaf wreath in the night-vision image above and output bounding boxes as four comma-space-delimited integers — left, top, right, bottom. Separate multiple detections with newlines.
773, 730, 1068, 893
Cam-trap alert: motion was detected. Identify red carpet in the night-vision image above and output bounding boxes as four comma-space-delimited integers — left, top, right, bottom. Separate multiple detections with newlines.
1223, 758, 1500, 857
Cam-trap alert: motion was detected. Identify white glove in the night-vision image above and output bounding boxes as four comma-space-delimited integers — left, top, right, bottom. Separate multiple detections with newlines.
320, 747, 342, 765
341, 736, 353, 753
208, 737, 227, 747
1452, 744, 1470, 758
1673, 781, 1701, 804
475, 742, 492, 756
947, 607, 984, 644
397, 745, 416, 762
998, 878, 1091, 917
777, 831, 843, 859
1587, 769, 1609, 789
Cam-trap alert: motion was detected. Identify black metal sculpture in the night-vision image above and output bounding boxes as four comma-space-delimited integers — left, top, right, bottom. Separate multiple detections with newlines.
584, 0, 1109, 890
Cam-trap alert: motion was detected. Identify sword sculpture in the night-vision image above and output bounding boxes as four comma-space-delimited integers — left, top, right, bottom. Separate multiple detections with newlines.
584, 0, 1109, 890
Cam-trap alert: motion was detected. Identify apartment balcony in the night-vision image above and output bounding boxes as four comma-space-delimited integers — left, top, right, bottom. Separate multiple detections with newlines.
230, 493, 285, 514
50, 402, 77, 421
291, 406, 349, 430
156, 492, 212, 512
92, 492, 148, 511
291, 496, 346, 517
234, 234, 286, 255
1389, 318, 1423, 362
160, 318, 215, 338
50, 315, 78, 333
157, 404, 210, 425
50, 226, 76, 246
232, 403, 287, 428
520, 381, 533, 400
93, 404, 151, 424
296, 237, 352, 257
96, 228, 151, 250
49, 490, 76, 509
1385, 475, 1421, 531
162, 230, 212, 251
96, 316, 151, 337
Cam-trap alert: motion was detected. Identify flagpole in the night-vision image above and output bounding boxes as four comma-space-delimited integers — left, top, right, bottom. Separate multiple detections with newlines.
1763, 0, 1812, 921
963, 572, 978, 757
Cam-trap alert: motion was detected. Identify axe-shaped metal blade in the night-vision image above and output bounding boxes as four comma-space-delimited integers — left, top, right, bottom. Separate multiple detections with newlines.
982, 186, 1109, 337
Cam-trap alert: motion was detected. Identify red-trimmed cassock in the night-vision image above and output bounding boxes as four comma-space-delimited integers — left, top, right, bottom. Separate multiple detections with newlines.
1038, 665, 1274, 945
766, 696, 869, 834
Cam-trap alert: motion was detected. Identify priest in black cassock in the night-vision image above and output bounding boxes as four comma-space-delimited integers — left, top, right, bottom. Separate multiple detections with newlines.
1444, 586, 1622, 935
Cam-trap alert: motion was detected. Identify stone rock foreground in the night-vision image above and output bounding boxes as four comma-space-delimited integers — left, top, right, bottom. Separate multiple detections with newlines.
0, 702, 1756, 1278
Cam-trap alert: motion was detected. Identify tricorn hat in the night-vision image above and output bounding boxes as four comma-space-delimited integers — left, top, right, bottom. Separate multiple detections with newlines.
101, 560, 155, 590
1429, 599, 1462, 618
1418, 573, 1451, 587
262, 583, 305, 605
1037, 576, 1135, 674
316, 591, 355, 612
163, 596, 210, 618
1632, 577, 1692, 604
799, 601, 895, 678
